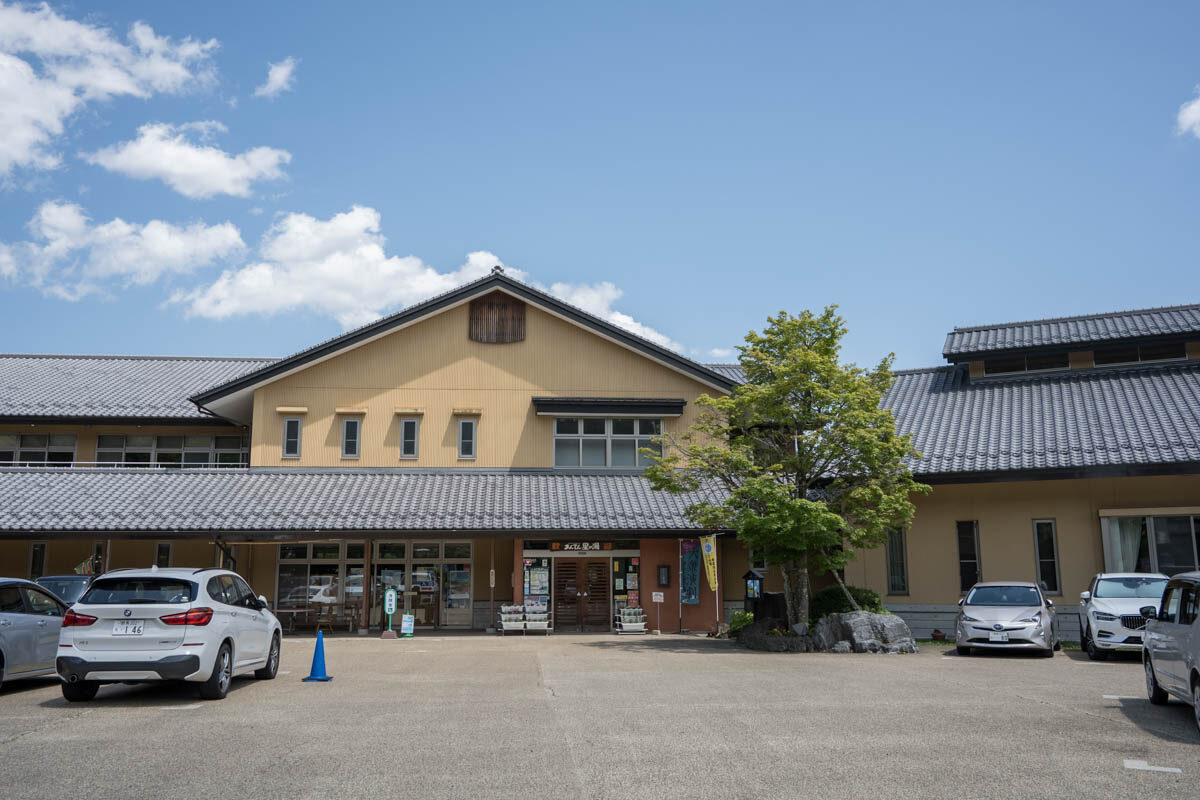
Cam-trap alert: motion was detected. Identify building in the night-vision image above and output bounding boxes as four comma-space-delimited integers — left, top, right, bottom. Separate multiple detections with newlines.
1, 270, 1198, 637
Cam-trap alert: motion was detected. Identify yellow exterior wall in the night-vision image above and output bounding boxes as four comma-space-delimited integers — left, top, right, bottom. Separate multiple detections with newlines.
845, 474, 1200, 605
0, 423, 246, 463
249, 302, 720, 468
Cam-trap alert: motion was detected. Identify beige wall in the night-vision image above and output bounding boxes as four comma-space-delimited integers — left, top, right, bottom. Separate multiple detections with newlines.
0, 423, 246, 463
249, 302, 720, 468
846, 473, 1200, 605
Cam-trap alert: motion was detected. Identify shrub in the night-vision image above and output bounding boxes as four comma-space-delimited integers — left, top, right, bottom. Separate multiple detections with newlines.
809, 584, 885, 623
728, 611, 754, 636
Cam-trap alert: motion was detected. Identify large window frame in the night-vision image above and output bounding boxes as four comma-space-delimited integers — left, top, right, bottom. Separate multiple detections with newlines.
552, 417, 663, 469
1032, 519, 1061, 595
282, 418, 302, 459
957, 520, 981, 593
886, 529, 908, 596
0, 433, 76, 465
1102, 515, 1200, 576
95, 434, 248, 468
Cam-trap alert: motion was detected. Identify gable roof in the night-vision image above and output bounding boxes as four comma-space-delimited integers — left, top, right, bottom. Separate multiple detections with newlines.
0, 468, 727, 535
942, 302, 1200, 360
0, 354, 273, 424
882, 362, 1200, 480
190, 270, 737, 423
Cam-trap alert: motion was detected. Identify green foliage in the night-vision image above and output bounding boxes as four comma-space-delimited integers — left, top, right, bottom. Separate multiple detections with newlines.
809, 584, 885, 623
727, 611, 754, 635
644, 305, 931, 625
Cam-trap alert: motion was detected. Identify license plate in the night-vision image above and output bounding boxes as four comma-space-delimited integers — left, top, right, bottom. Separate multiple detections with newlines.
112, 620, 144, 636
988, 631, 1009, 642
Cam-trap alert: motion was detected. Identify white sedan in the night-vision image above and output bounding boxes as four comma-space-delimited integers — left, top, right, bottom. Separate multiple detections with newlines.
1078, 573, 1167, 661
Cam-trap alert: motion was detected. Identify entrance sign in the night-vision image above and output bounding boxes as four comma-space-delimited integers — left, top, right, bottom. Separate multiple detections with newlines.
651, 591, 664, 603
384, 588, 398, 616
400, 614, 415, 636
551, 541, 610, 552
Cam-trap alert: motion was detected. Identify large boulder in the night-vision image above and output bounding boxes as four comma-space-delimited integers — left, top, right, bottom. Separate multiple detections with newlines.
812, 611, 918, 654
736, 618, 813, 653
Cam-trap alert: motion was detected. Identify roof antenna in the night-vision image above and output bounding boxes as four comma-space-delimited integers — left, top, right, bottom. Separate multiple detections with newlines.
491, 265, 504, 275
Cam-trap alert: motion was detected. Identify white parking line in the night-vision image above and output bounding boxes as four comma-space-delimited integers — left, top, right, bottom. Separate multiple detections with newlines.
1123, 759, 1182, 774
168, 704, 202, 710
1103, 695, 1141, 700
278, 671, 291, 675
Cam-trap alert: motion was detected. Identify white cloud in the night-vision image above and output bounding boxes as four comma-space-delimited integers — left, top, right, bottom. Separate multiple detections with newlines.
1, 200, 243, 299
0, 2, 217, 175
708, 348, 733, 358
1179, 87, 1200, 138
83, 121, 290, 198
171, 205, 685, 351
253, 56, 296, 99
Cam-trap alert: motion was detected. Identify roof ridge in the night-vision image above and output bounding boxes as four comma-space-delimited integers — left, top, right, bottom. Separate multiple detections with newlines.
951, 301, 1200, 334
0, 353, 276, 362
891, 365, 956, 375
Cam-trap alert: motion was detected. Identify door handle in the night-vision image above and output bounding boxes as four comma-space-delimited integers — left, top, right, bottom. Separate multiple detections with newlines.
37, 620, 47, 626
0, 620, 10, 627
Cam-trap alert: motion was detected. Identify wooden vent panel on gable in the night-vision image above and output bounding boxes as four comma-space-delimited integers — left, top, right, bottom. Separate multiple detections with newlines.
468, 293, 526, 343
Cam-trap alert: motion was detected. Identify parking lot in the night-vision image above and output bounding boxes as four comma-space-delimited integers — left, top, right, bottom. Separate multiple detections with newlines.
1, 635, 1197, 800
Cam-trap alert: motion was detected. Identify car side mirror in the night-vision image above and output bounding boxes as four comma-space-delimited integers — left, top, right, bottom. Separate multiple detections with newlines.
1045, 599, 1054, 607
257, 595, 270, 610
1140, 605, 1157, 619
1079, 591, 1090, 603
957, 598, 963, 606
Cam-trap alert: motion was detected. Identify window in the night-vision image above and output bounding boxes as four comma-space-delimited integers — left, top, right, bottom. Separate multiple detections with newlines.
0, 433, 75, 465
458, 419, 476, 459
282, 418, 302, 458
1180, 584, 1200, 627
957, 521, 980, 592
22, 587, 62, 616
1102, 515, 1200, 575
983, 353, 1069, 376
1094, 341, 1186, 366
886, 530, 908, 595
1159, 584, 1181, 622
0, 587, 23, 613
29, 542, 46, 580
400, 418, 420, 460
1032, 520, 1060, 594
553, 418, 663, 469
748, 548, 768, 571
342, 418, 361, 459
155, 542, 171, 568
95, 434, 248, 467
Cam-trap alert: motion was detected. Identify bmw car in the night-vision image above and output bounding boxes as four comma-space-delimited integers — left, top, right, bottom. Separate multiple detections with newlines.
955, 582, 1059, 657
1078, 572, 1167, 660
56, 567, 282, 701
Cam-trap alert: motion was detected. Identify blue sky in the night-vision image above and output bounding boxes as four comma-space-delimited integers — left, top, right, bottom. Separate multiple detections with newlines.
2, 2, 1200, 370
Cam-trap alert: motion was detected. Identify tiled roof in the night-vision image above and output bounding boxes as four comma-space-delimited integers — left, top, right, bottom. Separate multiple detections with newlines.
0, 355, 275, 420
0, 469, 726, 533
942, 303, 1200, 358
882, 363, 1200, 476
704, 363, 746, 383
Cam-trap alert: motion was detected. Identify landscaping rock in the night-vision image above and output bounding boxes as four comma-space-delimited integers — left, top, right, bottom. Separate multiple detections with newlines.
812, 611, 918, 654
830, 640, 851, 653
736, 619, 813, 653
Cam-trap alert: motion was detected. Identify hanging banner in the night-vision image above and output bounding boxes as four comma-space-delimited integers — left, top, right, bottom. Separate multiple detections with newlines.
700, 535, 718, 592
680, 540, 701, 605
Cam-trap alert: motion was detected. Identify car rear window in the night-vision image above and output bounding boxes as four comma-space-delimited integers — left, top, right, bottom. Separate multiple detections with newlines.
965, 586, 1042, 607
80, 577, 197, 605
37, 579, 88, 603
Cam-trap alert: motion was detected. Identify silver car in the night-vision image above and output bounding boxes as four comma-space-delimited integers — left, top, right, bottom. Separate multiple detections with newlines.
0, 577, 68, 690
955, 581, 1059, 657
1141, 571, 1200, 733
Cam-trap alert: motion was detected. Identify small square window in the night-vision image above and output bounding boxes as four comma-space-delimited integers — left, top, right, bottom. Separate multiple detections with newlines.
583, 419, 606, 435
638, 419, 661, 436
555, 418, 579, 435
611, 419, 635, 436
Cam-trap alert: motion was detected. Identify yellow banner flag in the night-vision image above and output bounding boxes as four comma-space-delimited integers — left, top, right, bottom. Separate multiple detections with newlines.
700, 535, 718, 592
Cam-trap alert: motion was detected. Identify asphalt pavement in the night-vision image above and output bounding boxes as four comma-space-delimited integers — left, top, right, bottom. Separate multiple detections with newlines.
0, 635, 1197, 799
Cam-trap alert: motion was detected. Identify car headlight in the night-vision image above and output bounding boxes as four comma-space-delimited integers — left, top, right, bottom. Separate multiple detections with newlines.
1092, 612, 1117, 621
961, 614, 980, 623
1017, 612, 1042, 624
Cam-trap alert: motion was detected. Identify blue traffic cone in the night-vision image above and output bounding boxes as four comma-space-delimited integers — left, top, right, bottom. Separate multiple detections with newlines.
302, 630, 333, 682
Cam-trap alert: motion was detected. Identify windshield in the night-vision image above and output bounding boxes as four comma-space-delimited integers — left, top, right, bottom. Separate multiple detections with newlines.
80, 577, 197, 605
36, 579, 88, 603
965, 586, 1042, 607
1094, 577, 1167, 599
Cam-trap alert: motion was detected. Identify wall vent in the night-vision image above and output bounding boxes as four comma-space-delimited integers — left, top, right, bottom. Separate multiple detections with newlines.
469, 292, 526, 343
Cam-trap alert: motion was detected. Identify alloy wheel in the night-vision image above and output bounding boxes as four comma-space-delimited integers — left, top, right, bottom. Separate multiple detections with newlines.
1193, 684, 1200, 734
218, 650, 231, 694
1145, 660, 1156, 697
269, 640, 279, 673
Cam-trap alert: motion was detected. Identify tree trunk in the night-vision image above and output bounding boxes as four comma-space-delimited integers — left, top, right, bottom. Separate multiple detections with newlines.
830, 568, 861, 611
781, 559, 810, 627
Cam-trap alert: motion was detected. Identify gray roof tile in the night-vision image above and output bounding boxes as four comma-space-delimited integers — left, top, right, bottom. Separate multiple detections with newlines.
942, 303, 1200, 358
0, 355, 275, 420
0, 469, 725, 533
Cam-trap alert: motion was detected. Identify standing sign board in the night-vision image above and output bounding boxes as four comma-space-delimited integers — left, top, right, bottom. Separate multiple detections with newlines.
381, 588, 399, 640
400, 614, 415, 636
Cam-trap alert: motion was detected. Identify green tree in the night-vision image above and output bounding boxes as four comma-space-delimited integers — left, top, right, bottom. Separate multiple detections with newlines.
644, 306, 929, 626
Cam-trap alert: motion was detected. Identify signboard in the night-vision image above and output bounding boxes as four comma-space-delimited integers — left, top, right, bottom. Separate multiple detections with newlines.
383, 588, 398, 616
700, 535, 718, 592
680, 540, 701, 604
400, 614, 415, 636
652, 591, 664, 603
550, 541, 612, 552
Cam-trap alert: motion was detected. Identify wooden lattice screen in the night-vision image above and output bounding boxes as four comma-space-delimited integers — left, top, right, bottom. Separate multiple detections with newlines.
468, 292, 526, 343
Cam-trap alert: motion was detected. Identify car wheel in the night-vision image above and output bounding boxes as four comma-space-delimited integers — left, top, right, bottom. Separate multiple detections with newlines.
1192, 680, 1200, 735
61, 680, 99, 702
1039, 645, 1054, 658
956, 645, 971, 656
1086, 630, 1108, 661
255, 634, 280, 680
199, 643, 232, 701
1145, 658, 1168, 705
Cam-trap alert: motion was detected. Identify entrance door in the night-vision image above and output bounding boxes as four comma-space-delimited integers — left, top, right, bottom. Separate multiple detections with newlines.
553, 559, 611, 631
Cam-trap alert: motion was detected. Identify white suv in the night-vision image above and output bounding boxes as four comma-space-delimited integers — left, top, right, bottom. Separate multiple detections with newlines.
1079, 572, 1168, 660
56, 567, 282, 702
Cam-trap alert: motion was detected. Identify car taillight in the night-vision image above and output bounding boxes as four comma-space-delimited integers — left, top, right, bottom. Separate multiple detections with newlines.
62, 609, 97, 627
160, 607, 214, 626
